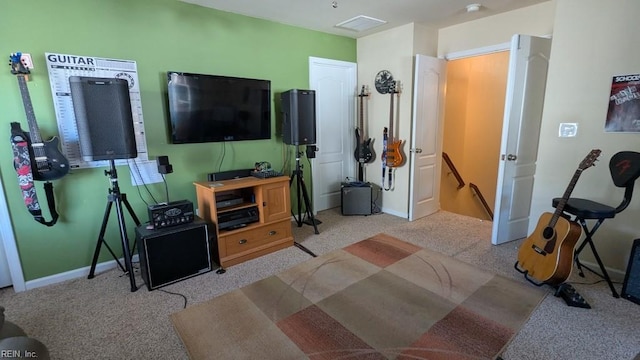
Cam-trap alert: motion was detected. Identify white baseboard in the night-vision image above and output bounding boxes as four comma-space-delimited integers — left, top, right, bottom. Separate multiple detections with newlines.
25, 255, 139, 291
380, 207, 407, 219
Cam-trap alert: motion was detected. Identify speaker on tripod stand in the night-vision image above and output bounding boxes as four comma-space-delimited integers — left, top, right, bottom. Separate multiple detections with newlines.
281, 89, 316, 146
280, 89, 321, 235
69, 76, 141, 292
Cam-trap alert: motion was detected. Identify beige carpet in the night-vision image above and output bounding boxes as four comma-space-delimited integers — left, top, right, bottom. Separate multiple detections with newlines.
171, 233, 547, 359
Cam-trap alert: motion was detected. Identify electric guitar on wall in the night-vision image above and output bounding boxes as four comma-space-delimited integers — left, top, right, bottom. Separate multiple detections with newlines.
384, 81, 404, 168
10, 52, 69, 181
354, 85, 374, 164
515, 149, 601, 285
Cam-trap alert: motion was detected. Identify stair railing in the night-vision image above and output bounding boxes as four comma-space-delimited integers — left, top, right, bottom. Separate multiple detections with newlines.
469, 183, 494, 220
442, 152, 465, 189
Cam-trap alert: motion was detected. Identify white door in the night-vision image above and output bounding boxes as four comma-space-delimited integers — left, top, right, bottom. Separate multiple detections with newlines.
409, 55, 446, 221
309, 57, 357, 212
492, 35, 552, 245
0, 235, 11, 288
1, 176, 25, 290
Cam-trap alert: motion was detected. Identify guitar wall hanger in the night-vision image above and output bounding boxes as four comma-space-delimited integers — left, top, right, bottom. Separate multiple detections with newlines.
374, 70, 394, 94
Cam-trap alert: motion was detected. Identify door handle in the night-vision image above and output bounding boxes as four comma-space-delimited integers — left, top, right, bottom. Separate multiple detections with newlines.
410, 148, 423, 153
501, 154, 517, 161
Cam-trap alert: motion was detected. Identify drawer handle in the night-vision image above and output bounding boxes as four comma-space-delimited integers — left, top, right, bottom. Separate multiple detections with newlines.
238, 239, 248, 245
268, 231, 277, 236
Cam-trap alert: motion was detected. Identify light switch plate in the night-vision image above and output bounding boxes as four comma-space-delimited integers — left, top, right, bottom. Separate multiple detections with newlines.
559, 123, 578, 137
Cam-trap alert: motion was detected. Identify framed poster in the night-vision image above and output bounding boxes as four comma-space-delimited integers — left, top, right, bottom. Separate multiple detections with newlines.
605, 73, 640, 132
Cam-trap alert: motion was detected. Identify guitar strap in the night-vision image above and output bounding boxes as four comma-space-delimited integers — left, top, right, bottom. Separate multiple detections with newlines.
10, 122, 59, 227
381, 128, 394, 191
382, 167, 394, 191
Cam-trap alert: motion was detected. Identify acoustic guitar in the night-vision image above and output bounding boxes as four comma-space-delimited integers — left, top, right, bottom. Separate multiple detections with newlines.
516, 149, 601, 285
383, 81, 404, 168
10, 53, 69, 181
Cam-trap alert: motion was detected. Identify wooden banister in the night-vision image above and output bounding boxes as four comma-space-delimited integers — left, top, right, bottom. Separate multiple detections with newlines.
469, 183, 494, 220
442, 152, 465, 189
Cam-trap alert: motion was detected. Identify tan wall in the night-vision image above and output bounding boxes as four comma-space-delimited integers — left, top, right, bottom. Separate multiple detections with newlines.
357, 23, 438, 217
357, 3, 555, 218
440, 51, 509, 220
437, 2, 556, 56
530, 0, 640, 274
438, 0, 640, 274
357, 0, 640, 274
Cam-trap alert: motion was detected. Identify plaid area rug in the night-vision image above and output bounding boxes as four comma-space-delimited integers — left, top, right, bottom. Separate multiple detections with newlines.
171, 233, 546, 359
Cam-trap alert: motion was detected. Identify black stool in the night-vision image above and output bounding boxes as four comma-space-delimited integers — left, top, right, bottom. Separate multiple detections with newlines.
552, 151, 640, 298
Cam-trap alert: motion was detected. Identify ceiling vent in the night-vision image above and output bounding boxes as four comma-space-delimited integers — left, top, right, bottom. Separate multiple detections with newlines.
335, 15, 387, 32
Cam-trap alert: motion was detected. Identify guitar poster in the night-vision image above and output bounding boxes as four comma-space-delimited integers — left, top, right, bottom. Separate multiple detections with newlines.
604, 73, 640, 133
44, 52, 149, 169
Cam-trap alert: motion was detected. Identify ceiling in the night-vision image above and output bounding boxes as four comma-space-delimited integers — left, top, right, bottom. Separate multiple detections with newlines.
179, 0, 550, 38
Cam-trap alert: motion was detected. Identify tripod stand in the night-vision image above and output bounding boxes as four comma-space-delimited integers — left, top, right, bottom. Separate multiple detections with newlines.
87, 159, 141, 292
290, 145, 320, 234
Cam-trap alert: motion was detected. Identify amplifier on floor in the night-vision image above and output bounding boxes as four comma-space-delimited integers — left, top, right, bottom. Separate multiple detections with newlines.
136, 218, 215, 290
341, 182, 373, 216
622, 238, 640, 305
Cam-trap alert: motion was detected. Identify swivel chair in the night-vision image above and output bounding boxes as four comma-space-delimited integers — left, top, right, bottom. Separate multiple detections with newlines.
552, 151, 640, 298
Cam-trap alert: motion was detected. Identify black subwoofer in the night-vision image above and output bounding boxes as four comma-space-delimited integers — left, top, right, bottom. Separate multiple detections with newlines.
69, 76, 137, 161
622, 238, 640, 305
135, 218, 214, 290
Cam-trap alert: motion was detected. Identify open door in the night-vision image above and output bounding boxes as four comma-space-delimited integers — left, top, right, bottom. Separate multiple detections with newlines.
408, 55, 446, 221
492, 34, 552, 245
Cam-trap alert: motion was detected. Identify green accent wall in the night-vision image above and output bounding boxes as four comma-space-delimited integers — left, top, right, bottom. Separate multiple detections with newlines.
0, 0, 356, 281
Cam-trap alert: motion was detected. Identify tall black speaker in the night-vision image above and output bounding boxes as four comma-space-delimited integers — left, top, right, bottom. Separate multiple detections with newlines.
69, 76, 137, 161
135, 218, 214, 290
622, 238, 640, 305
281, 89, 316, 145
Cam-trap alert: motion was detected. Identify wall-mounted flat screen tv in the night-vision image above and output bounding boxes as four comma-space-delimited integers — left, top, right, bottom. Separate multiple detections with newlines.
167, 71, 271, 143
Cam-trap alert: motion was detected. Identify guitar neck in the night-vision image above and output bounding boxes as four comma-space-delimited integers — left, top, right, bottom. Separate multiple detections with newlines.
359, 91, 365, 135
16, 75, 42, 143
549, 168, 583, 227
388, 91, 394, 141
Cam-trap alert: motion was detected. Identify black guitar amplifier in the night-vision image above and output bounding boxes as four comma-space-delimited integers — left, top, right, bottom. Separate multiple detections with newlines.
622, 238, 640, 305
148, 200, 194, 229
341, 182, 373, 215
136, 218, 213, 290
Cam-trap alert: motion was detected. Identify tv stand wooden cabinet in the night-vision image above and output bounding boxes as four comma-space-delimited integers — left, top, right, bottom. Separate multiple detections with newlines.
193, 176, 293, 269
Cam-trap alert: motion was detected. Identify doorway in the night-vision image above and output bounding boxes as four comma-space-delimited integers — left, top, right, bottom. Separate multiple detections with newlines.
308, 57, 357, 213
440, 51, 510, 221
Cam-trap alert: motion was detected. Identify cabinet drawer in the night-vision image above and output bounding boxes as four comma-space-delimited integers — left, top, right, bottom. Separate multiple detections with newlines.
223, 220, 292, 256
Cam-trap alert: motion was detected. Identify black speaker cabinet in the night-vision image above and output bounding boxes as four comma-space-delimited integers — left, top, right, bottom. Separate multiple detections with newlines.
281, 89, 316, 145
135, 218, 214, 290
69, 76, 137, 161
341, 182, 373, 216
622, 238, 640, 305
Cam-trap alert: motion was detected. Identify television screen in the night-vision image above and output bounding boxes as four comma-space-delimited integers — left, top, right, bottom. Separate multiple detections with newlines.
167, 72, 271, 143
